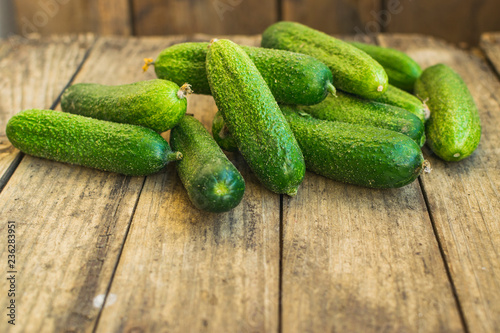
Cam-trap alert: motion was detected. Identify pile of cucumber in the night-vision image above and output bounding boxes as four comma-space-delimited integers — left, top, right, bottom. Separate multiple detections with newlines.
6, 21, 481, 213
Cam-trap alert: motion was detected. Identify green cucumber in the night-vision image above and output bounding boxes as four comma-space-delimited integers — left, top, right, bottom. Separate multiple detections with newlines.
415, 64, 481, 161
261, 21, 388, 99
6, 109, 182, 176
350, 42, 422, 92
61, 79, 191, 133
212, 108, 428, 188
170, 115, 245, 212
298, 92, 426, 147
212, 111, 237, 152
206, 39, 305, 196
282, 106, 428, 188
147, 42, 335, 105
373, 84, 429, 123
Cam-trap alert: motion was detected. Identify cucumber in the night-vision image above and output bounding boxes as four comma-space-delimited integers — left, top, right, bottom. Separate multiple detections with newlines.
282, 106, 428, 188
350, 41, 422, 92
415, 64, 481, 161
206, 39, 305, 196
6, 109, 182, 176
170, 115, 245, 212
261, 21, 388, 99
298, 92, 426, 147
211, 108, 428, 188
373, 84, 429, 123
212, 111, 237, 152
147, 42, 335, 105
61, 79, 191, 133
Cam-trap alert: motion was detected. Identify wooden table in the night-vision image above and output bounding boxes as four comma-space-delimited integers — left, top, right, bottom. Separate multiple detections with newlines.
0, 33, 498, 333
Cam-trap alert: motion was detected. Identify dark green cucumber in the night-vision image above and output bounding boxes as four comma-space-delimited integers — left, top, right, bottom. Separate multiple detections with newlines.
261, 21, 388, 99
6, 109, 182, 176
206, 39, 305, 196
212, 111, 237, 152
61, 79, 191, 133
149, 42, 335, 105
373, 84, 429, 123
298, 92, 426, 147
415, 64, 481, 161
350, 41, 422, 92
282, 106, 428, 188
170, 115, 245, 212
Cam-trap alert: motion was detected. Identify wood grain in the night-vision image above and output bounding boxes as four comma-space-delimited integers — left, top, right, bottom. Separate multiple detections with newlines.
385, 0, 500, 46
132, 0, 277, 36
282, 0, 382, 35
480, 32, 500, 76
378, 34, 500, 333
13, 0, 131, 36
0, 34, 94, 185
0, 36, 184, 332
95, 36, 280, 333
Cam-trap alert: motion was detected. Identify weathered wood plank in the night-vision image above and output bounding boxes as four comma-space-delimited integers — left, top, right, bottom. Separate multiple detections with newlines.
96, 36, 280, 333
13, 0, 131, 36
0, 36, 187, 332
0, 34, 94, 186
132, 0, 277, 36
280, 35, 463, 333
378, 34, 500, 333
282, 0, 382, 35
385, 1, 500, 46
480, 32, 500, 76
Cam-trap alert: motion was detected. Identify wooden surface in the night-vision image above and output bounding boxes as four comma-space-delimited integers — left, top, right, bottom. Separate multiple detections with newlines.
0, 33, 499, 332
11, 0, 500, 46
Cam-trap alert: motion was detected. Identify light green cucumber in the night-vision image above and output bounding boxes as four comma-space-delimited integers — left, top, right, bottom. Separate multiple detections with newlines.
206, 39, 305, 196
350, 41, 422, 92
61, 79, 191, 133
373, 84, 429, 123
170, 115, 245, 213
298, 92, 426, 147
6, 109, 182, 176
147, 42, 335, 105
261, 21, 388, 99
415, 64, 481, 161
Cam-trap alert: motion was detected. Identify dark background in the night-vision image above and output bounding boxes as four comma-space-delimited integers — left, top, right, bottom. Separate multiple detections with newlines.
4, 0, 500, 47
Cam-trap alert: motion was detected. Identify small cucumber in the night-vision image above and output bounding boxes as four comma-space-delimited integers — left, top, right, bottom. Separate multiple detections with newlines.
298, 92, 426, 147
350, 41, 422, 92
206, 39, 305, 196
170, 115, 245, 213
212, 111, 237, 152
211, 109, 428, 188
373, 84, 429, 123
261, 21, 388, 99
146, 42, 335, 105
6, 109, 182, 176
415, 64, 481, 161
282, 107, 428, 188
61, 79, 191, 133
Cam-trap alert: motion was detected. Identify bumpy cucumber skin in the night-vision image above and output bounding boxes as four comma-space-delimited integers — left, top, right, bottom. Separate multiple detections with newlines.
154, 42, 334, 105
212, 111, 238, 152
415, 64, 481, 161
373, 84, 427, 123
170, 115, 245, 213
282, 107, 425, 188
61, 79, 187, 133
350, 42, 422, 92
298, 92, 426, 147
206, 39, 305, 196
261, 21, 388, 99
6, 109, 179, 176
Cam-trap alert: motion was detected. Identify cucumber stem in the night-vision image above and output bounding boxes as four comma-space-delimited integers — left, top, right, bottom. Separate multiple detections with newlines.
166, 151, 183, 162
326, 82, 336, 96
377, 85, 384, 92
177, 83, 193, 99
422, 160, 432, 174
285, 187, 299, 197
142, 58, 155, 72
